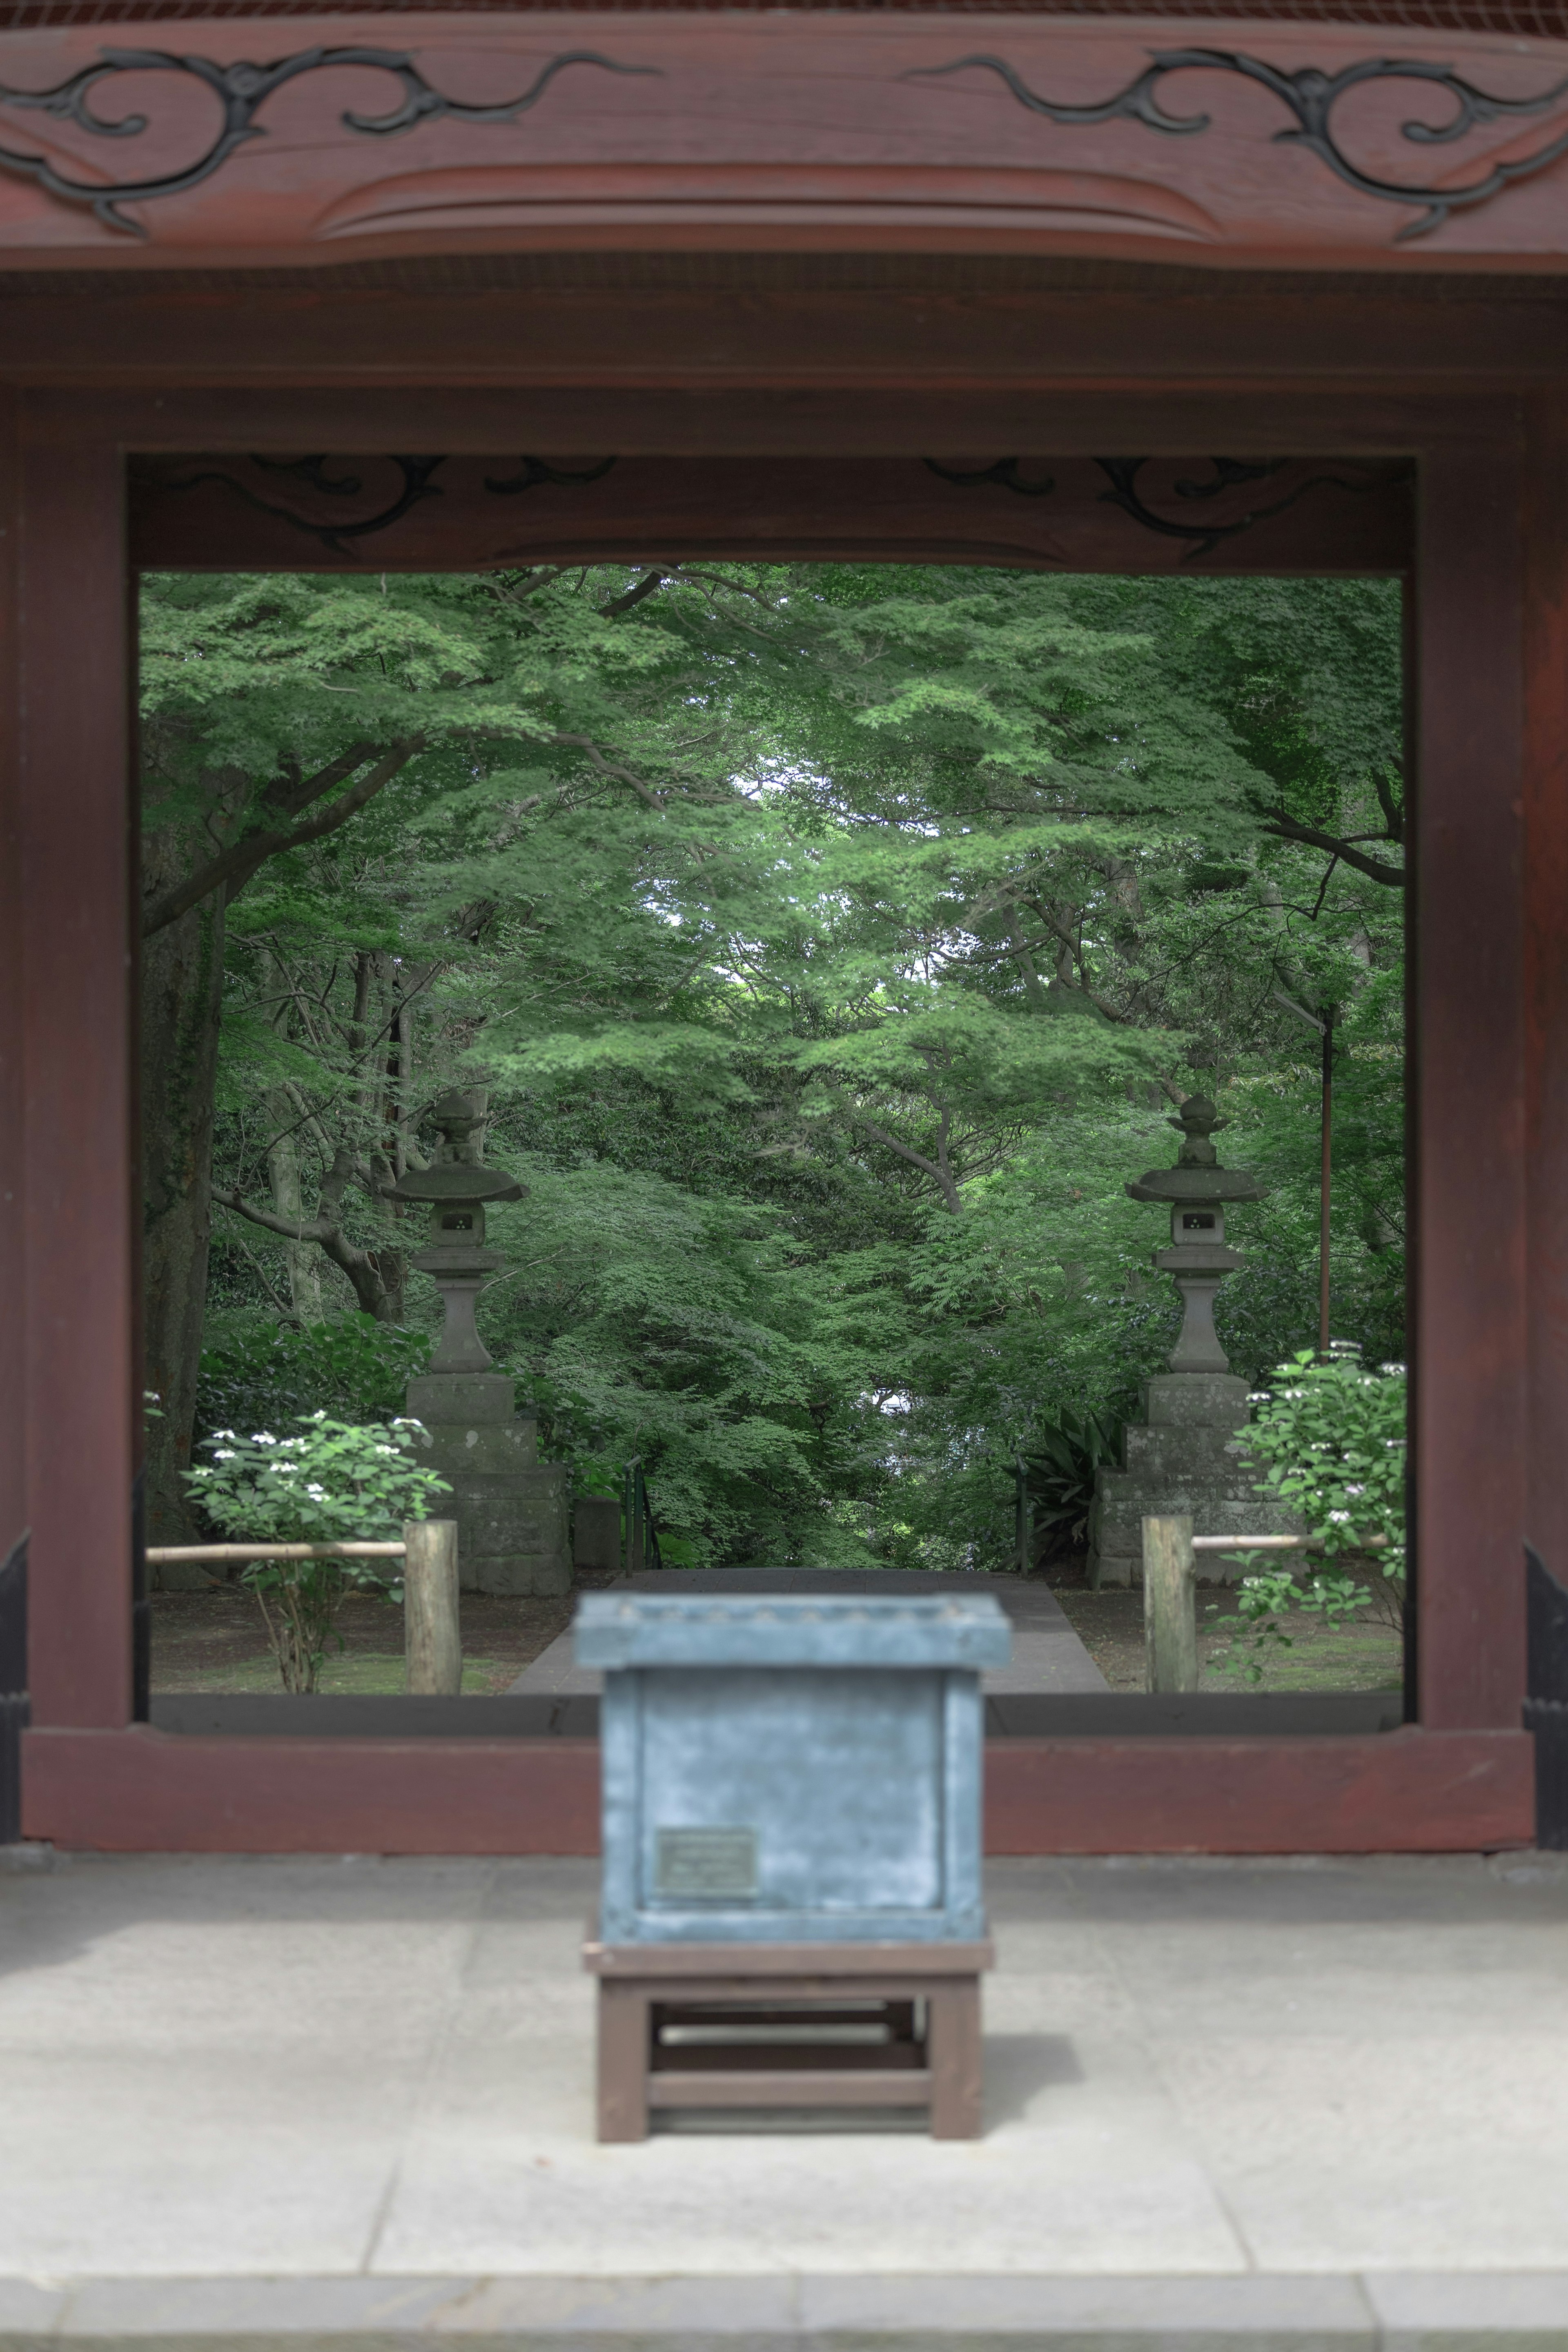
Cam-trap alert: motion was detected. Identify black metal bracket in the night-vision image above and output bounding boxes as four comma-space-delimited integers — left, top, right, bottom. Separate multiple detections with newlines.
909, 50, 1568, 243
0, 47, 659, 237
0, 1530, 27, 1847
1526, 1542, 1568, 1850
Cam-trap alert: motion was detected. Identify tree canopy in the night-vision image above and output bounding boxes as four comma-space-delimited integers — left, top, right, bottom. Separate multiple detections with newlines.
140, 558, 1405, 1565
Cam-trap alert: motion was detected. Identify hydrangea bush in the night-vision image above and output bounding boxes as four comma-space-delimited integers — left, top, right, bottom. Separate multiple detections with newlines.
186, 1414, 452, 1692
1207, 1348, 1407, 1682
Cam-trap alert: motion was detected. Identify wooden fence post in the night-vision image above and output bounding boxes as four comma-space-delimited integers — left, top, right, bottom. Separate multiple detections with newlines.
1143, 1515, 1198, 1693
404, 1519, 461, 1696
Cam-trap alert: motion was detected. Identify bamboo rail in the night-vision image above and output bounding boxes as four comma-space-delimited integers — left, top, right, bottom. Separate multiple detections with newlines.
1143, 1517, 1393, 1692
145, 1542, 406, 1563
144, 1523, 463, 1697
1191, 1533, 1388, 1553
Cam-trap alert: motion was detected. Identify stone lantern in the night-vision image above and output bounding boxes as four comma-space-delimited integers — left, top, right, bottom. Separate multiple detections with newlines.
1125, 1097, 1263, 1377
1085, 1095, 1299, 1587
385, 1090, 568, 1597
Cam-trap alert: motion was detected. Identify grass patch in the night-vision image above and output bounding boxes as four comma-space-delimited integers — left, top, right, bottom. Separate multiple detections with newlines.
153, 1651, 510, 1697
1199, 1604, 1403, 1692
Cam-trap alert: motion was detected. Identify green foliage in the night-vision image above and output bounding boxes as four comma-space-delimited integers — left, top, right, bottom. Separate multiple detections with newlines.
150, 560, 1406, 1574
185, 1413, 452, 1693
189, 1413, 450, 1545
1207, 1347, 1407, 1680
1243, 1347, 1407, 1580
1205, 1565, 1374, 1685
1024, 1409, 1123, 1559
196, 1315, 432, 1447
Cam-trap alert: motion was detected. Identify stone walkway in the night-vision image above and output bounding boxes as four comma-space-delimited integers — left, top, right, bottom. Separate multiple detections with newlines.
2, 1847, 1567, 2344
509, 1570, 1109, 1697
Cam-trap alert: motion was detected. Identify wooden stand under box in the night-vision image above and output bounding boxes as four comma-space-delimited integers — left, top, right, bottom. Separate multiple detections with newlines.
582, 1936, 992, 2141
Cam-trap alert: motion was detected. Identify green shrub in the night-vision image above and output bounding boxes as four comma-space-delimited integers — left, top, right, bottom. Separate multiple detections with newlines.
186, 1413, 451, 1692
1023, 1409, 1122, 1563
195, 1314, 432, 1449
1208, 1347, 1406, 1681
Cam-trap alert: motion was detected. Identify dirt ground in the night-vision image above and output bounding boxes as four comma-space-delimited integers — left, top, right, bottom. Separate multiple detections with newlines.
152, 1563, 1403, 1698
1047, 1559, 1405, 1693
149, 1576, 620, 1697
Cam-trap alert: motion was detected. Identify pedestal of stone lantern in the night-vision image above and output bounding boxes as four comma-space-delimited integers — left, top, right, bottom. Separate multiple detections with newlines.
1085, 1097, 1303, 1588
387, 1093, 570, 1598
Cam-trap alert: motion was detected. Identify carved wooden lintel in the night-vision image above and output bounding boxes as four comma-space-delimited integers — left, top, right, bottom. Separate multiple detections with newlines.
0, 15, 1566, 269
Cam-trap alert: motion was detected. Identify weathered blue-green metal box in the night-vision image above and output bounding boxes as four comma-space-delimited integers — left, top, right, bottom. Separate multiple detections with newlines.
575, 1591, 1011, 1944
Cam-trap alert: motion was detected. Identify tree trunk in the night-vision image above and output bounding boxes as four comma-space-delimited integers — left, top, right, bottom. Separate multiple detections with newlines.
264, 1091, 323, 1321
140, 854, 226, 1550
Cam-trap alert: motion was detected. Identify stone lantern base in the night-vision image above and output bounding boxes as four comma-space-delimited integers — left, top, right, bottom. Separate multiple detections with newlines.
1085, 1373, 1303, 1589
405, 1373, 570, 1597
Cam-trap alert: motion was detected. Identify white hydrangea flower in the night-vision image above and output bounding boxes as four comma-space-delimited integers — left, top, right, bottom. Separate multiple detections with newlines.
251, 1433, 278, 1447
276, 1462, 299, 1475
1327, 1509, 1352, 1523
213, 1429, 237, 1440
305, 1483, 328, 1500
374, 1445, 398, 1458
213, 1448, 237, 1462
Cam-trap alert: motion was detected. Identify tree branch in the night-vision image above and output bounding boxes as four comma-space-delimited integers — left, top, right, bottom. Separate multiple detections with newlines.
599, 569, 666, 618
1259, 812, 1405, 887
549, 735, 663, 810
821, 1080, 963, 1214
143, 739, 425, 936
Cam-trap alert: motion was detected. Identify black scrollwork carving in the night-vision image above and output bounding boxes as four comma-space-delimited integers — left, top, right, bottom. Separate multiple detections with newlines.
0, 47, 659, 236
161, 452, 620, 552
1095, 456, 1328, 558
908, 50, 1568, 241
924, 458, 1056, 497
169, 454, 449, 553
923, 453, 1382, 561
485, 456, 618, 495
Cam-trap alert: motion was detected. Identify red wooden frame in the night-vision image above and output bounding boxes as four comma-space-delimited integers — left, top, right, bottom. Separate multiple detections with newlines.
0, 4, 1560, 1850
1, 15, 1567, 270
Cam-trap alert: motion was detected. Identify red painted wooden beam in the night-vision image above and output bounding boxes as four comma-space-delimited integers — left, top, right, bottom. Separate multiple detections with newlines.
20, 1727, 1535, 1855
1, 16, 1568, 271
127, 452, 1413, 577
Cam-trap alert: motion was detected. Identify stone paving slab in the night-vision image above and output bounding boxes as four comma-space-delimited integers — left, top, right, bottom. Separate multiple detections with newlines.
3, 2272, 1568, 2348
510, 1572, 1109, 1698
3, 1850, 1568, 2340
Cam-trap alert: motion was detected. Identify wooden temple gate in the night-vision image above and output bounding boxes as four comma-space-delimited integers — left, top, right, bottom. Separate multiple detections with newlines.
0, 0, 1564, 1852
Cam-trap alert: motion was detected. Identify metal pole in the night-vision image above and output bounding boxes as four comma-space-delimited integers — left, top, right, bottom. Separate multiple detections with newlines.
1319, 1010, 1335, 1355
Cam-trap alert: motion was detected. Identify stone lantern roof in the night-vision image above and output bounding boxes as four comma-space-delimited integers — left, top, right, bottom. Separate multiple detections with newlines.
1126, 1096, 1265, 1209
384, 1089, 525, 1209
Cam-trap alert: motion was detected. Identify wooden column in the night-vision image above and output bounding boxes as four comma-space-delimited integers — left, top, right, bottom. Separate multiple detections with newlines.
1522, 399, 1568, 1609
19, 401, 134, 1728
1414, 421, 1528, 1729
0, 388, 24, 1602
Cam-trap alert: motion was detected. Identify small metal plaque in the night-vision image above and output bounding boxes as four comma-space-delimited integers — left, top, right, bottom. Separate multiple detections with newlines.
655, 1825, 758, 1900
